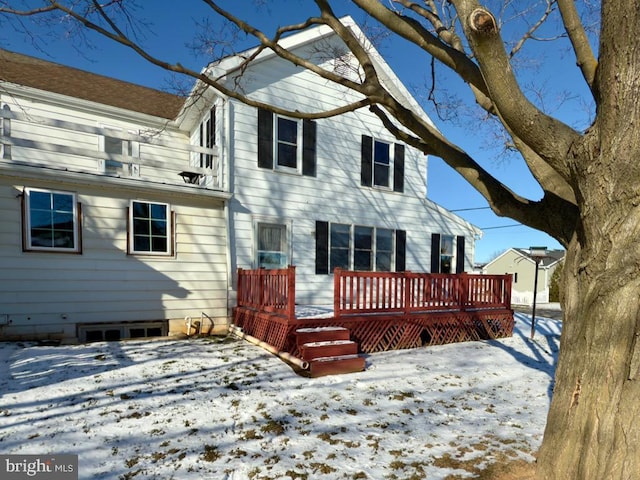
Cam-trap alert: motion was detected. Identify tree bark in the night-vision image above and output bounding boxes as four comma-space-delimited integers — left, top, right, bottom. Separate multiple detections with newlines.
536, 1, 640, 473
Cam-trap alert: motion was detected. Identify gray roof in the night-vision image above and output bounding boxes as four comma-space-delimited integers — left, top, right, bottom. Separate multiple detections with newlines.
514, 248, 565, 267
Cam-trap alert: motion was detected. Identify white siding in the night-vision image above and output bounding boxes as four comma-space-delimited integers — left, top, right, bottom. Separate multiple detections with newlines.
225, 48, 478, 304
0, 178, 227, 341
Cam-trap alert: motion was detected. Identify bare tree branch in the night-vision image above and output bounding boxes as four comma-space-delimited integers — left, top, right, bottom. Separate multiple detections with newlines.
557, 0, 598, 94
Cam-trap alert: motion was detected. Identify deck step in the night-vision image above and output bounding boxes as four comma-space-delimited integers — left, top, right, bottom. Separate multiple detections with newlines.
295, 326, 350, 347
300, 340, 358, 361
308, 354, 366, 377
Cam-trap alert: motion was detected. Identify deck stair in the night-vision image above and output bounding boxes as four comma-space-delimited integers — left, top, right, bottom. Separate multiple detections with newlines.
296, 327, 366, 377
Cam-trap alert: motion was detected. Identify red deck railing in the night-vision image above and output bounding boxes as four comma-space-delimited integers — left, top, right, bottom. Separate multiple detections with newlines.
333, 268, 512, 317
236, 266, 296, 320
234, 267, 514, 356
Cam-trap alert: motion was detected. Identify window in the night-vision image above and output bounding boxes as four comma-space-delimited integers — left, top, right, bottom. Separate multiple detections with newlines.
257, 108, 316, 176
199, 106, 216, 168
257, 223, 288, 269
129, 201, 172, 255
439, 235, 454, 273
105, 135, 133, 156
24, 188, 80, 252
373, 141, 390, 187
354, 226, 373, 270
376, 229, 394, 272
430, 233, 466, 273
330, 223, 351, 271
316, 221, 405, 274
361, 135, 405, 192
276, 117, 298, 169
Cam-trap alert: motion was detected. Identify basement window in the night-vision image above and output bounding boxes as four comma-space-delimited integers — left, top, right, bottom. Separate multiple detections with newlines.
79, 321, 167, 343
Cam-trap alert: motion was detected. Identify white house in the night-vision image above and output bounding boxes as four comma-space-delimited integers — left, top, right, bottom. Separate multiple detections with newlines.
0, 17, 481, 343
483, 248, 565, 305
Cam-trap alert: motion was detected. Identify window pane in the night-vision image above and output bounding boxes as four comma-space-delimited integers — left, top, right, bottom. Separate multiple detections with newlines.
376, 229, 393, 251
354, 250, 372, 271
330, 249, 349, 271
277, 117, 297, 143
31, 229, 53, 247
134, 218, 149, 235
132, 202, 149, 218
376, 252, 392, 272
374, 163, 390, 187
150, 204, 167, 220
152, 236, 168, 252
105, 136, 123, 155
374, 140, 390, 165
53, 230, 74, 248
134, 235, 150, 252
355, 226, 373, 249
52, 193, 73, 212
331, 224, 350, 248
277, 143, 297, 168
29, 191, 51, 210
151, 219, 167, 236
30, 210, 52, 229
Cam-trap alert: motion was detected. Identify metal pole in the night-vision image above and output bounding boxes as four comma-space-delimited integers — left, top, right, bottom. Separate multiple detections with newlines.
531, 259, 540, 339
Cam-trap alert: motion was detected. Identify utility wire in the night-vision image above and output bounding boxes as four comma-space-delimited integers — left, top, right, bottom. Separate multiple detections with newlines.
480, 224, 522, 230
450, 207, 492, 212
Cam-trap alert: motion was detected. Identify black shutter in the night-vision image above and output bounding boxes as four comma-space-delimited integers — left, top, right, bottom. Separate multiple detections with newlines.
315, 221, 329, 274
395, 230, 406, 272
431, 233, 441, 273
393, 144, 405, 192
455, 235, 465, 273
257, 108, 273, 169
361, 135, 373, 186
302, 119, 317, 176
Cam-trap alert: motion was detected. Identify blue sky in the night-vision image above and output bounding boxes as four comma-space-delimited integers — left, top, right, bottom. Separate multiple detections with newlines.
1, 1, 585, 263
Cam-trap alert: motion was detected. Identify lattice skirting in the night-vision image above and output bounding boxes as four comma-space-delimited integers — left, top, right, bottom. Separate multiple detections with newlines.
233, 307, 514, 357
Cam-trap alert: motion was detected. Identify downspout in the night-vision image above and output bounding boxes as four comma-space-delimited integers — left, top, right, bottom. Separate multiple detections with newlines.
228, 325, 309, 371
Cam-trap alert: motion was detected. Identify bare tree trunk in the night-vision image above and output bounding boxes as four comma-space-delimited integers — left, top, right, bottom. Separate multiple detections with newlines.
537, 235, 640, 478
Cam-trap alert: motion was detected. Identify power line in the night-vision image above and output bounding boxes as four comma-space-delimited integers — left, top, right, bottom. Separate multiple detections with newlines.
480, 224, 522, 230
450, 207, 492, 212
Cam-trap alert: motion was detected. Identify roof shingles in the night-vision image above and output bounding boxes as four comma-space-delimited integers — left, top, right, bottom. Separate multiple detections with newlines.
0, 49, 185, 120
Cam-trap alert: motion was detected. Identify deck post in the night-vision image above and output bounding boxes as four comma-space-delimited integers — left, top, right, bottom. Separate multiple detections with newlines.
258, 267, 265, 308
460, 273, 468, 311
403, 271, 412, 316
333, 268, 342, 318
287, 265, 296, 321
237, 268, 244, 307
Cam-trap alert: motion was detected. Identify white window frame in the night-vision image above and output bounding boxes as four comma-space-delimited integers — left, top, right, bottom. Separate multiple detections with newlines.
439, 235, 455, 274
24, 187, 80, 253
128, 200, 173, 256
100, 125, 139, 158
253, 218, 292, 269
197, 106, 216, 169
372, 138, 393, 189
329, 223, 396, 272
274, 115, 303, 173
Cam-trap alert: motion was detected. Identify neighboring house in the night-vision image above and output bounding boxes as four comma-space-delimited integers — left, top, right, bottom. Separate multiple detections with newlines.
0, 17, 481, 343
483, 248, 565, 305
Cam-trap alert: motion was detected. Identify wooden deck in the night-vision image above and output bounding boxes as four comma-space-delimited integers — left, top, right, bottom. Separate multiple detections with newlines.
232, 267, 514, 362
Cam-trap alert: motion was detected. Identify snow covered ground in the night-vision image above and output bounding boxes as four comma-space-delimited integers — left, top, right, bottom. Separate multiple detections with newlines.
0, 311, 561, 479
